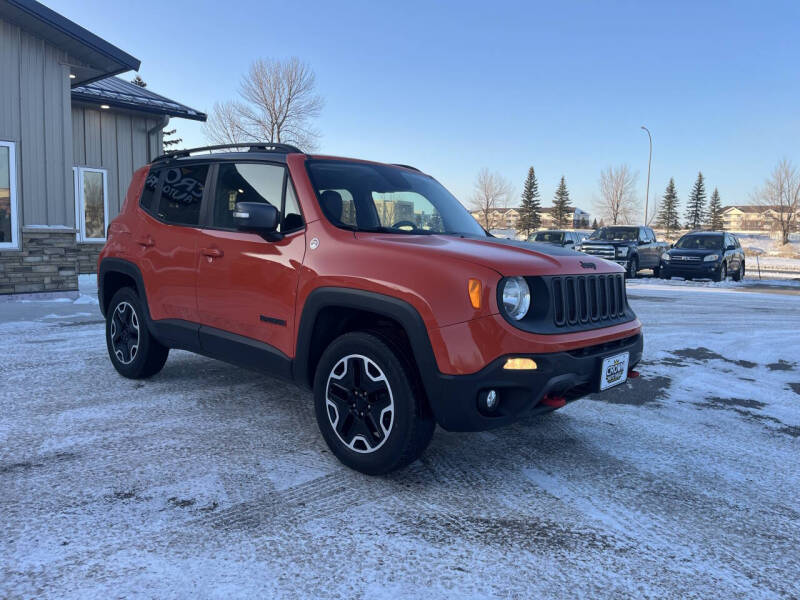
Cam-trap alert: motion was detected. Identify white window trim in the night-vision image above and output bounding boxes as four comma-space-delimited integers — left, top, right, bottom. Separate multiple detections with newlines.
73, 166, 109, 243
0, 140, 19, 250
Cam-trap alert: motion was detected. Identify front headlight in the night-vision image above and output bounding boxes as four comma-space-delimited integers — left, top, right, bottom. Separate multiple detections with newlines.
703, 254, 720, 262
616, 247, 629, 257
501, 277, 531, 321
661, 252, 670, 261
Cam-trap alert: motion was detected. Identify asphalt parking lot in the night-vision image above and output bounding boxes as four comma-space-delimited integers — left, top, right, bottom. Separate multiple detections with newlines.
1, 279, 799, 599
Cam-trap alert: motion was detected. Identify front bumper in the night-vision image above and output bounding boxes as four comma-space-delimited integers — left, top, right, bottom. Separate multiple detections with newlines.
429, 332, 643, 431
661, 261, 720, 278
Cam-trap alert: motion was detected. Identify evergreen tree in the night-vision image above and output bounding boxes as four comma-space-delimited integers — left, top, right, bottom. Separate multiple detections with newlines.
131, 74, 147, 88
516, 166, 542, 238
656, 178, 680, 236
591, 217, 599, 229
162, 128, 183, 150
685, 172, 707, 230
707, 187, 724, 230
552, 176, 573, 228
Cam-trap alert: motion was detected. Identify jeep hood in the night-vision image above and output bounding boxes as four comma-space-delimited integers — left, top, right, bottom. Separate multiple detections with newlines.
354, 232, 623, 276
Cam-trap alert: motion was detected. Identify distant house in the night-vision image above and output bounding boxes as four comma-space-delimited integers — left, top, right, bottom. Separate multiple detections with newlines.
721, 205, 799, 232
539, 207, 590, 229
470, 206, 589, 231
0, 0, 206, 295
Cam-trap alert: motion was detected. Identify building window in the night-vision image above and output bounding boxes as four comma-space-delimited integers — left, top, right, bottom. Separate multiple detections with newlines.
74, 167, 109, 242
0, 141, 19, 249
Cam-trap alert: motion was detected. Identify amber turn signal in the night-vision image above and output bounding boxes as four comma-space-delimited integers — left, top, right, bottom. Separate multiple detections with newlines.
503, 357, 538, 370
468, 278, 482, 309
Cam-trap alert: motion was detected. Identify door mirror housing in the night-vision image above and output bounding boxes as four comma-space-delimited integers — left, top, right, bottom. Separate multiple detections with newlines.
233, 202, 282, 240
726, 244, 735, 251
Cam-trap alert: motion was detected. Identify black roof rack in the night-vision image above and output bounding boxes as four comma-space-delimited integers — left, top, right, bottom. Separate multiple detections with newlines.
153, 142, 302, 163
392, 163, 421, 172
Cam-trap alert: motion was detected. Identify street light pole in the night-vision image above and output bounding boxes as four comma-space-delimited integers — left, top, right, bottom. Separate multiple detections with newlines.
641, 126, 652, 225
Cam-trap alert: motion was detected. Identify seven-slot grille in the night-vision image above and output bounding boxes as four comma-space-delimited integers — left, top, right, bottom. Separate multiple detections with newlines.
550, 274, 627, 327
670, 255, 701, 262
579, 244, 615, 260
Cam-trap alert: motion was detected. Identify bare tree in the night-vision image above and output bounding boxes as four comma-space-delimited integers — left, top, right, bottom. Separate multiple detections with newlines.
595, 165, 640, 225
203, 101, 254, 146
203, 58, 324, 151
470, 168, 512, 229
757, 158, 800, 245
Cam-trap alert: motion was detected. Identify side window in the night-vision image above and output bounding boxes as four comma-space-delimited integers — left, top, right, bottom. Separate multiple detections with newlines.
156, 164, 208, 226
646, 228, 656, 242
638, 228, 647, 243
282, 180, 304, 232
319, 188, 357, 227
213, 162, 304, 232
140, 167, 162, 212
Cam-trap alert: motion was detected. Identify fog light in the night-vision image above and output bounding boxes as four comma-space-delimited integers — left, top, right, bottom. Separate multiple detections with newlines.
503, 357, 538, 370
478, 389, 500, 413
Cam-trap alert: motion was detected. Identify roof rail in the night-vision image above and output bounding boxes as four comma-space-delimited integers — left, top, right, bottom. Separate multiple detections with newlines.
392, 163, 421, 172
153, 142, 302, 162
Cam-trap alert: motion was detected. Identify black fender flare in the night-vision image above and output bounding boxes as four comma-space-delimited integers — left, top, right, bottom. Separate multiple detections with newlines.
293, 287, 442, 404
98, 257, 150, 319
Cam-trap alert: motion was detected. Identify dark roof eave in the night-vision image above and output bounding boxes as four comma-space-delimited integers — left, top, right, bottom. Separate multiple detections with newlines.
2, 0, 140, 80
72, 94, 207, 121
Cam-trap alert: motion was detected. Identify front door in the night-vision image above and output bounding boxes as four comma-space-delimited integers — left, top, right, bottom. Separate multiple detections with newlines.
195, 161, 306, 358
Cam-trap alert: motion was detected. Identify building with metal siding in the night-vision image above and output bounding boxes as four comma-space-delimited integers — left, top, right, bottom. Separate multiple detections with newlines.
0, 0, 205, 295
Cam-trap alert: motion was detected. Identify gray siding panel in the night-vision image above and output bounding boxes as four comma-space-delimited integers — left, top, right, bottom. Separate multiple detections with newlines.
19, 30, 46, 226
115, 114, 133, 212
71, 106, 85, 165
83, 108, 102, 167
44, 44, 67, 225
99, 110, 119, 216
0, 21, 21, 141
131, 117, 148, 170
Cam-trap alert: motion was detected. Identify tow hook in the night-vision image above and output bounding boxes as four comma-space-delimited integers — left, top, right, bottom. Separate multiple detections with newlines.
628, 369, 640, 378
541, 394, 566, 408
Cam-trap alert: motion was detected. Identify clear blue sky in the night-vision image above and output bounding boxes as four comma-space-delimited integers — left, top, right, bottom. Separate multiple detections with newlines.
50, 0, 799, 218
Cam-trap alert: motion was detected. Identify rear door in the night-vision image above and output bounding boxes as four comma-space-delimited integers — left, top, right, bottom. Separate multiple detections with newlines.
136, 162, 209, 323
195, 161, 306, 357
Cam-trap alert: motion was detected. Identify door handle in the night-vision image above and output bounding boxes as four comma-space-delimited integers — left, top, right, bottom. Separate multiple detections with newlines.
136, 235, 154, 247
201, 247, 224, 258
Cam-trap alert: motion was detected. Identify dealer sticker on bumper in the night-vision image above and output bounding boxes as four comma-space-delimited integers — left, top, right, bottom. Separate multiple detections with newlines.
600, 352, 630, 391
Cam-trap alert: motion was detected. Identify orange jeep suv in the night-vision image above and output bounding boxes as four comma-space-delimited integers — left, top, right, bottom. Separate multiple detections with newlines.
98, 144, 643, 474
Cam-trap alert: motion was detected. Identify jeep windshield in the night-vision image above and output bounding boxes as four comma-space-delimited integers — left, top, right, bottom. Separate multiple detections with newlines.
588, 227, 638, 241
306, 160, 486, 236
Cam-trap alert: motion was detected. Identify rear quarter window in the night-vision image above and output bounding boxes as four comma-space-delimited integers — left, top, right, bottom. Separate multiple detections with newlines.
139, 167, 161, 212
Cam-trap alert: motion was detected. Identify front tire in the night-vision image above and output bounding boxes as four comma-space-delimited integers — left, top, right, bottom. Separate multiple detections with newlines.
714, 262, 727, 282
626, 256, 639, 279
313, 331, 435, 475
105, 287, 168, 379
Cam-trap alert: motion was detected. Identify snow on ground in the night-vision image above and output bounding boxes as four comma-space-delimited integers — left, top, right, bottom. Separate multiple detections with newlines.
1, 279, 799, 599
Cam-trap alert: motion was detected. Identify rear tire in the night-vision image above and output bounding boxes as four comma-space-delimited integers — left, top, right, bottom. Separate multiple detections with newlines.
313, 331, 435, 475
732, 262, 745, 281
653, 265, 661, 278
105, 287, 169, 379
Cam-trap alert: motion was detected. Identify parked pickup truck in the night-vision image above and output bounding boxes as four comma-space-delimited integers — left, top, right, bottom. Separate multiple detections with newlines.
578, 226, 668, 278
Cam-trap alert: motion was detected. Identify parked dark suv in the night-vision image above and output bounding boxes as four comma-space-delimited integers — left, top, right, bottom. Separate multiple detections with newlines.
528, 230, 584, 248
660, 231, 745, 281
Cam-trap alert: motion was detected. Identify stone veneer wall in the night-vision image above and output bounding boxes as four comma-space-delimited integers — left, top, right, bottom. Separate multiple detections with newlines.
76, 243, 102, 276
0, 229, 81, 295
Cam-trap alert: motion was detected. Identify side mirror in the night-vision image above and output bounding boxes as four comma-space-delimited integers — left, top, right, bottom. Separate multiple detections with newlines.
233, 202, 282, 240
565, 240, 574, 245
726, 244, 735, 251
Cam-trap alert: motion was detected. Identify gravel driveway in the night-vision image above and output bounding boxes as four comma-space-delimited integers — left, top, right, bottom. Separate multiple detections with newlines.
1, 280, 799, 599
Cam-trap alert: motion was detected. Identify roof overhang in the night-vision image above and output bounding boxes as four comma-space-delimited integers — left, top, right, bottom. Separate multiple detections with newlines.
0, 0, 140, 85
